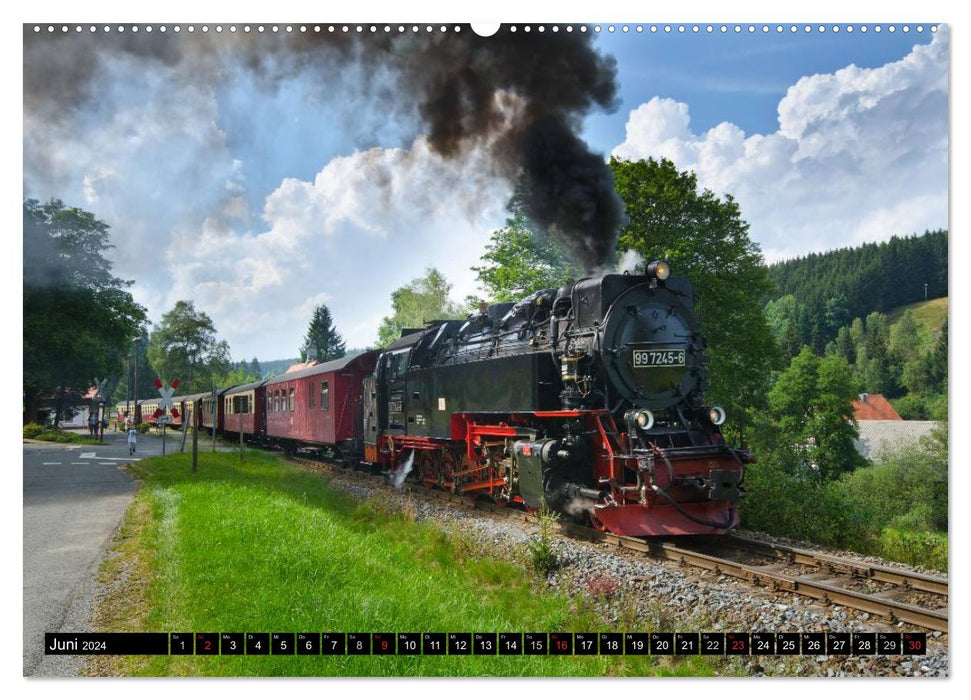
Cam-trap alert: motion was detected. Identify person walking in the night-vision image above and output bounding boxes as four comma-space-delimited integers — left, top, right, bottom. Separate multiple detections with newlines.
88, 413, 97, 437
127, 424, 138, 456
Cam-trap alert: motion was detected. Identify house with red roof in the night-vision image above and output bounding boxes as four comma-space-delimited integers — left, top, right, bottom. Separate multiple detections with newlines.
850, 393, 902, 421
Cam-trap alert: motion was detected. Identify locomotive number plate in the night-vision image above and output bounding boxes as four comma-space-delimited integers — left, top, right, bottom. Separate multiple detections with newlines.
632, 349, 686, 368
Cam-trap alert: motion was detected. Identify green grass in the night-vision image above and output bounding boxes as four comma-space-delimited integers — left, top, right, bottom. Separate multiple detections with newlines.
93, 450, 714, 677
887, 296, 947, 341
32, 430, 102, 445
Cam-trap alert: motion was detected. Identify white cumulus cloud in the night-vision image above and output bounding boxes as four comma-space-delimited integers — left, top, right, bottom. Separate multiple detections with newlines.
612, 31, 948, 262
168, 137, 509, 354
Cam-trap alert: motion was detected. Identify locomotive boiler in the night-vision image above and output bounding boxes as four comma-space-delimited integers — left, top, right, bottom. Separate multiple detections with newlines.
363, 261, 749, 535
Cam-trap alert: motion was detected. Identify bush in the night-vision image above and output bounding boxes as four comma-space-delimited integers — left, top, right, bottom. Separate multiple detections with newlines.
138, 422, 151, 434
839, 426, 947, 533
23, 423, 43, 439
878, 528, 947, 572
37, 430, 74, 443
528, 506, 560, 576
740, 448, 872, 550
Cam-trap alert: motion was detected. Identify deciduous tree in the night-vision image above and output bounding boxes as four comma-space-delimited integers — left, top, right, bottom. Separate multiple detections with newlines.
23, 199, 146, 423
610, 157, 779, 442
147, 301, 231, 394
377, 268, 465, 347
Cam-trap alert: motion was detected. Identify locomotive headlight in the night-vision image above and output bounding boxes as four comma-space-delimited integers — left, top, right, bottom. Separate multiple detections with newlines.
625, 409, 655, 431
708, 406, 727, 426
647, 260, 671, 280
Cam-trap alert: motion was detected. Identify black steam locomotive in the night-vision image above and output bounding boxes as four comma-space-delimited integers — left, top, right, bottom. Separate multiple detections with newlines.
364, 261, 748, 535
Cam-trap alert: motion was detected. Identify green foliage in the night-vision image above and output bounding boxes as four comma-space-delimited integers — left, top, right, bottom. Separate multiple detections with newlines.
472, 210, 581, 302
528, 506, 561, 576
23, 199, 147, 422
23, 423, 43, 439
376, 268, 466, 347
34, 430, 101, 444
610, 157, 778, 441
840, 424, 947, 533
761, 348, 864, 479
741, 449, 871, 549
877, 529, 948, 572
298, 304, 346, 363
745, 422, 948, 570
138, 422, 151, 434
765, 230, 947, 353
147, 300, 232, 394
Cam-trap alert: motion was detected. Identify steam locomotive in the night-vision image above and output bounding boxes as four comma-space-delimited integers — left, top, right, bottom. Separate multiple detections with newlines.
129, 260, 748, 536
363, 260, 749, 535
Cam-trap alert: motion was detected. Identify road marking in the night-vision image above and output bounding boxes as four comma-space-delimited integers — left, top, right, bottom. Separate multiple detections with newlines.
71, 462, 86, 465
42, 462, 61, 465
79, 453, 137, 461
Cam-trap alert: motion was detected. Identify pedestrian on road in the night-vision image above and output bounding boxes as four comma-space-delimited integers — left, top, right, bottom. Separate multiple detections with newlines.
127, 425, 138, 455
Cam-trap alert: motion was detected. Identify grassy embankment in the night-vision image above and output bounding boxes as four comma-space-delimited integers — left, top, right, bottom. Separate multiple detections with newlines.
886, 296, 947, 337
90, 450, 716, 677
23, 423, 102, 444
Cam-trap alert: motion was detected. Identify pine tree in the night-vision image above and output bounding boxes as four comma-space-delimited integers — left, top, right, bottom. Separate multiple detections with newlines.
300, 305, 347, 363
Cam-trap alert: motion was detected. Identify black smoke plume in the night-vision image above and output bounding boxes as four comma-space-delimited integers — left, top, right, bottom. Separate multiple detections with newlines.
24, 25, 625, 271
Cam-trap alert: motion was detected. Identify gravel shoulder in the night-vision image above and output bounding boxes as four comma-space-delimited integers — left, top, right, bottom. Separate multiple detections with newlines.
320, 467, 948, 678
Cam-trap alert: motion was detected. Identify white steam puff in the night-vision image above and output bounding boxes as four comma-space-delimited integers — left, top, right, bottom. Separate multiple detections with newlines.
617, 249, 644, 274
390, 450, 415, 489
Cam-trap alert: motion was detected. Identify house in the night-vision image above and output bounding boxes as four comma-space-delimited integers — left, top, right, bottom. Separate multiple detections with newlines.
854, 420, 939, 461
851, 393, 902, 421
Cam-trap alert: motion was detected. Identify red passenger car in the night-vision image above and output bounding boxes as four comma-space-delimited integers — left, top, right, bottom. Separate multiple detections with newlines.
264, 352, 377, 456
223, 380, 266, 438
200, 388, 229, 433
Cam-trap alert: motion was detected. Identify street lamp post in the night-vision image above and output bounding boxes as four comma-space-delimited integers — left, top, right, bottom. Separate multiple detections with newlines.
132, 337, 143, 425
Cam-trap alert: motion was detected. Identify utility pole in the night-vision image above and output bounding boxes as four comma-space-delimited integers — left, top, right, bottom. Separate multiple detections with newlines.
925, 282, 929, 300
211, 381, 217, 452
132, 337, 143, 425
192, 399, 199, 473
239, 411, 244, 462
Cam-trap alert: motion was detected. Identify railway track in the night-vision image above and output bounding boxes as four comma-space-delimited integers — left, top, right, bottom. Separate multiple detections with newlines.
288, 454, 948, 633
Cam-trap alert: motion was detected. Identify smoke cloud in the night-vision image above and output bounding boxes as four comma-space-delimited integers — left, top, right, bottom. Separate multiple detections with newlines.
24, 25, 624, 272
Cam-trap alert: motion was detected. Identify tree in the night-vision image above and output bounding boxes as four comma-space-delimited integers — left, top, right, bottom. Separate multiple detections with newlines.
764, 347, 864, 480
110, 336, 158, 404
929, 319, 948, 393
250, 357, 263, 379
146, 301, 231, 394
23, 199, 146, 423
764, 294, 801, 361
889, 310, 922, 363
299, 304, 347, 363
610, 157, 779, 442
376, 268, 466, 347
472, 209, 581, 302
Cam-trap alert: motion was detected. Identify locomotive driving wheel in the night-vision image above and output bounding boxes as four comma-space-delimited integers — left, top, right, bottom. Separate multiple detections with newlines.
415, 451, 438, 486
442, 448, 460, 493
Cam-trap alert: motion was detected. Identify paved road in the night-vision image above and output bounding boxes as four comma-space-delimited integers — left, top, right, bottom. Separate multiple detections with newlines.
22, 429, 171, 676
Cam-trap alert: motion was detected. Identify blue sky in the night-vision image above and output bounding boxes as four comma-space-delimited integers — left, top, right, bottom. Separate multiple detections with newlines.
585, 27, 935, 150
23, 23, 948, 359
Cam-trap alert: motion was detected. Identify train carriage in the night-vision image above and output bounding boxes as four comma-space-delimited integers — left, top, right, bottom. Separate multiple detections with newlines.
223, 380, 266, 438
139, 399, 161, 426
264, 352, 378, 457
181, 392, 209, 427
200, 388, 229, 432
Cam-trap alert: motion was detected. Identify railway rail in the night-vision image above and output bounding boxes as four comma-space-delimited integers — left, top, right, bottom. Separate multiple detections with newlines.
288, 453, 948, 633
